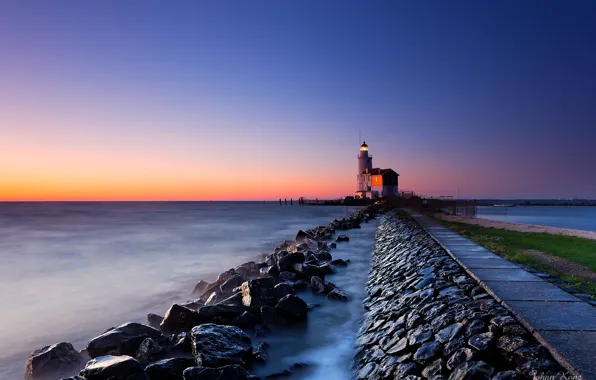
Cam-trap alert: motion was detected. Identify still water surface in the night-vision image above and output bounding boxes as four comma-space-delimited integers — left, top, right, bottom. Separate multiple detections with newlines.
477, 205, 596, 232
0, 202, 371, 379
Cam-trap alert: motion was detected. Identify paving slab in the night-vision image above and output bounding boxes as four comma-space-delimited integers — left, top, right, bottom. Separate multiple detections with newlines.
442, 242, 477, 246
457, 257, 520, 269
448, 251, 500, 259
443, 245, 490, 251
443, 242, 478, 247
484, 281, 581, 302
404, 209, 596, 379
471, 268, 543, 282
539, 331, 596, 380
507, 301, 596, 331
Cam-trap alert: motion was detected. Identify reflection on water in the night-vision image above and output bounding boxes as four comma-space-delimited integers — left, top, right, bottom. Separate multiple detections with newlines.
0, 202, 359, 379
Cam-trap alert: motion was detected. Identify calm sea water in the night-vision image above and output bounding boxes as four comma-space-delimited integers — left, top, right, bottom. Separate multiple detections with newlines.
477, 206, 596, 232
0, 202, 372, 379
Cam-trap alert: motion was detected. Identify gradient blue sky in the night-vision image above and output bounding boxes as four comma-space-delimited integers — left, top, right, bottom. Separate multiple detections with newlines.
1, 1, 595, 200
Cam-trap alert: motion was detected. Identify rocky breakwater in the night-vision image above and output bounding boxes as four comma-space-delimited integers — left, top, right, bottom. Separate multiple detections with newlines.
355, 210, 570, 380
24, 204, 385, 380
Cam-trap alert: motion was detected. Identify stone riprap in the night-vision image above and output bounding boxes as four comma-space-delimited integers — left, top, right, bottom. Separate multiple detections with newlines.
356, 210, 570, 380
407, 209, 596, 380
25, 204, 385, 380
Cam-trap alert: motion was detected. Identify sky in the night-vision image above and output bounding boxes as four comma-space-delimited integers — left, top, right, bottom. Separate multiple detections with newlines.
1, 1, 595, 201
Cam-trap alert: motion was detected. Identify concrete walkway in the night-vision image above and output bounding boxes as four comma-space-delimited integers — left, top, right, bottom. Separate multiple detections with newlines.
405, 210, 596, 380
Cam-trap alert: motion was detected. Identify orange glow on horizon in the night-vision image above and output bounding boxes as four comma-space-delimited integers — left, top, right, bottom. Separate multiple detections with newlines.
0, 176, 357, 202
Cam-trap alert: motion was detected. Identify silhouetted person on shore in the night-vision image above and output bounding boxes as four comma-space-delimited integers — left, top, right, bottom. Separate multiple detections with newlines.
285, 198, 287, 205
279, 198, 282, 205
291, 198, 293, 205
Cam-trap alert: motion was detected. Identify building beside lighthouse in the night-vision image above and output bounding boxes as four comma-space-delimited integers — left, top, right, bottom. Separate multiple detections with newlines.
356, 142, 399, 199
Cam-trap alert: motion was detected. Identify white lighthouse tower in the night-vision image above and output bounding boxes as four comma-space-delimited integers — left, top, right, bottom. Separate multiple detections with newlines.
357, 141, 373, 174
355, 141, 400, 199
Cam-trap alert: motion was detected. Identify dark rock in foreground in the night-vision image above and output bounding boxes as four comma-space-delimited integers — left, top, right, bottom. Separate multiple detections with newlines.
273, 283, 294, 301
144, 357, 195, 380
87, 323, 161, 358
146, 314, 163, 330
241, 278, 277, 309
26, 342, 82, 380
183, 365, 254, 380
275, 294, 308, 321
191, 280, 210, 297
327, 288, 350, 301
79, 355, 148, 380
310, 276, 325, 294
135, 338, 165, 366
190, 324, 253, 367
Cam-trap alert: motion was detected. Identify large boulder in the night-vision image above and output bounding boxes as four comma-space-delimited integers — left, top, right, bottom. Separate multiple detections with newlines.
278, 271, 299, 282
217, 292, 244, 307
220, 274, 246, 294
79, 355, 148, 380
135, 338, 165, 366
26, 342, 82, 380
183, 365, 253, 380
275, 294, 308, 321
260, 305, 288, 326
273, 283, 295, 301
310, 276, 325, 294
231, 310, 257, 328
191, 280, 210, 297
160, 304, 203, 333
319, 263, 336, 275
234, 261, 262, 278
169, 332, 192, 353
241, 278, 277, 309
327, 288, 350, 301
330, 259, 348, 267
314, 250, 332, 262
199, 284, 223, 302
252, 341, 269, 363
216, 269, 237, 284
277, 251, 305, 272
87, 323, 161, 358
293, 263, 325, 280
295, 230, 313, 242
190, 324, 253, 367
144, 357, 195, 380
146, 314, 164, 330
204, 291, 224, 306
259, 265, 279, 278
196, 304, 247, 324
180, 299, 205, 311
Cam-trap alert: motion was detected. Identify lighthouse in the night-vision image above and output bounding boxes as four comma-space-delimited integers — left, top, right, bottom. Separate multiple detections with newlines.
355, 141, 400, 199
357, 141, 373, 175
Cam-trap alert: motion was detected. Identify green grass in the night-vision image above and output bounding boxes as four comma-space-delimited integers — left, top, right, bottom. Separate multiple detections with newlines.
430, 216, 596, 298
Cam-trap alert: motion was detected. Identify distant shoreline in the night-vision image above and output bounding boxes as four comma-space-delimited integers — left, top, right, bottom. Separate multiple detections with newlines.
434, 213, 596, 241
477, 203, 596, 207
